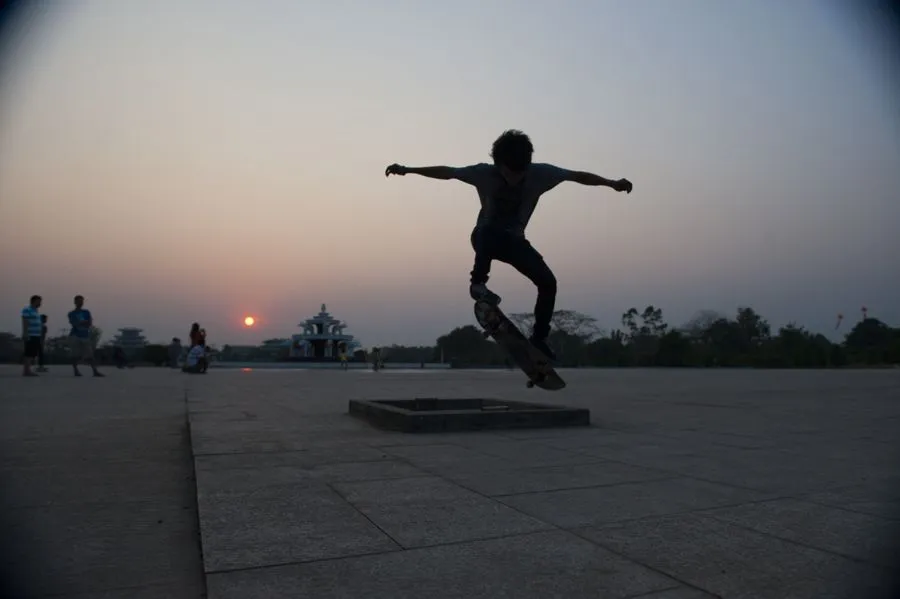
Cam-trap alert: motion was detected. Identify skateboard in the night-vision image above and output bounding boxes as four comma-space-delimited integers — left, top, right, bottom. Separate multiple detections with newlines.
474, 300, 566, 390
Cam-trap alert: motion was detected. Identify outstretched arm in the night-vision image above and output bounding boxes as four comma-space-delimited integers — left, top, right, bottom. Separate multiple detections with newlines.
385, 164, 457, 180
564, 170, 633, 193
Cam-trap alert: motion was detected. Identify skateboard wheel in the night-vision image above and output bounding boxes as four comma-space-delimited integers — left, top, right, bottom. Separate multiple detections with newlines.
526, 380, 535, 388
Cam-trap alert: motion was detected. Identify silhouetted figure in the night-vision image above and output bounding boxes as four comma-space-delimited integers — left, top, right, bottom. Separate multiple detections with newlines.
36, 315, 48, 373
385, 129, 632, 361
168, 337, 182, 368
113, 346, 128, 369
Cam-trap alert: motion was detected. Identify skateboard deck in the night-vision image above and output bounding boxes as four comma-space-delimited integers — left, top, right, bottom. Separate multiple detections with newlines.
474, 301, 566, 391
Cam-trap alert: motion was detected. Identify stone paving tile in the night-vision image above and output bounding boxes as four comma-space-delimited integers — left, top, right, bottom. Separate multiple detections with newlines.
183, 367, 900, 597
450, 436, 605, 468
801, 482, 900, 520
575, 443, 890, 495
206, 530, 679, 599
197, 479, 399, 572
3, 457, 193, 509
630, 588, 719, 599
194, 451, 428, 492
0, 368, 205, 598
703, 497, 900, 567
439, 459, 675, 497
498, 477, 770, 528
51, 581, 207, 599
579, 513, 894, 599
3, 501, 199, 597
331, 475, 551, 547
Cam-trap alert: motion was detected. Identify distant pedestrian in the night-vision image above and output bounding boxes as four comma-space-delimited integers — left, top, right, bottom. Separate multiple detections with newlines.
36, 314, 49, 372
67, 295, 104, 378
20, 295, 42, 377
168, 337, 183, 368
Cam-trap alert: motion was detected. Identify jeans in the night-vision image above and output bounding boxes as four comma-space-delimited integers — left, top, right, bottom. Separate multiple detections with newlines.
469, 226, 557, 339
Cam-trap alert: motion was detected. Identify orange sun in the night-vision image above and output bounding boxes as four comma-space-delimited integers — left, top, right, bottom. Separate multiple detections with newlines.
243, 316, 256, 327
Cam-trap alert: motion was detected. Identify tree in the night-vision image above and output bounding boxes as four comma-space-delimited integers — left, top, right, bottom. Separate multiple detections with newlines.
621, 305, 670, 365
655, 330, 693, 366
621, 308, 639, 339
735, 306, 770, 347
584, 334, 631, 366
508, 310, 600, 340
844, 317, 894, 364
681, 309, 727, 339
434, 325, 504, 365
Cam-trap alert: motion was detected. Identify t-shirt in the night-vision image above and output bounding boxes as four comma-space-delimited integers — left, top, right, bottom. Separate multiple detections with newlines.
186, 345, 205, 367
451, 163, 573, 236
68, 309, 93, 338
21, 306, 42, 339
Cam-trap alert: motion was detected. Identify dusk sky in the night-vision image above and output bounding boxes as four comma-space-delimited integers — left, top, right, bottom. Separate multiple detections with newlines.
1, 1, 898, 348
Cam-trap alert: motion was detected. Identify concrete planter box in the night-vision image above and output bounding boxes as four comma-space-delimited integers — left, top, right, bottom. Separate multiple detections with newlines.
348, 397, 590, 433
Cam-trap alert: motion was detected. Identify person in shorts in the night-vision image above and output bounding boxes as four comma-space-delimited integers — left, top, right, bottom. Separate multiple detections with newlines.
21, 295, 43, 377
68, 295, 104, 378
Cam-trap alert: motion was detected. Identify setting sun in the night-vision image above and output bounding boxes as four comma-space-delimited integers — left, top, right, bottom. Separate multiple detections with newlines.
243, 316, 255, 327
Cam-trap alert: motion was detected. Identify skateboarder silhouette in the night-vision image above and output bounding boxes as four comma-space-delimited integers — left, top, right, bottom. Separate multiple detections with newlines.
386, 129, 632, 360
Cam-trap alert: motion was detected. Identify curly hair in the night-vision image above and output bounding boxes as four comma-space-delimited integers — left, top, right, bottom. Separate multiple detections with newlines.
490, 129, 533, 172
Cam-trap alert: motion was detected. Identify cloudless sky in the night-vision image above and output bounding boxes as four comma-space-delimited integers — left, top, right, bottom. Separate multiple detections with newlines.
1, 1, 898, 347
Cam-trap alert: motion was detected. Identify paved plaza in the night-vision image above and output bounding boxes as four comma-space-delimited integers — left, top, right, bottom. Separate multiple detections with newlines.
1, 366, 899, 598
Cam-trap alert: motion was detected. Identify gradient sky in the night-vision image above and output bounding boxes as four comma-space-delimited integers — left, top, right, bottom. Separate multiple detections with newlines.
1, 1, 898, 347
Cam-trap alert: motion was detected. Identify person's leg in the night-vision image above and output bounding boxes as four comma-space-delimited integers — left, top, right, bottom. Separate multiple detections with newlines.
71, 338, 83, 376
495, 236, 558, 358
469, 227, 502, 304
87, 345, 104, 376
22, 339, 38, 376
74, 338, 104, 376
36, 339, 47, 372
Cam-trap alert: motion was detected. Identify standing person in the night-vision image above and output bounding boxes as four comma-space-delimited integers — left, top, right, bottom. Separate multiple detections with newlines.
371, 347, 382, 371
168, 337, 183, 368
20, 295, 43, 377
68, 295, 104, 377
36, 314, 49, 373
385, 129, 632, 360
189, 323, 202, 347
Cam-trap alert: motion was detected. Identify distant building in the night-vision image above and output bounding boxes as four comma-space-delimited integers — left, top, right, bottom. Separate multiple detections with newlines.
290, 304, 361, 360
111, 327, 148, 353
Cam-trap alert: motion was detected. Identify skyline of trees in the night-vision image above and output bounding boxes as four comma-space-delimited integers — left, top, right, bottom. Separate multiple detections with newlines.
1, 304, 897, 368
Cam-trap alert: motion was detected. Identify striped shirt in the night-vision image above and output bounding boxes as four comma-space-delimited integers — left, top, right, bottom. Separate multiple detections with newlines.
21, 306, 42, 338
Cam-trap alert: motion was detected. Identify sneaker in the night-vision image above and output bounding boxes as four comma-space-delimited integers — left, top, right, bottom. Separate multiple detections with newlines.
529, 335, 557, 361
470, 283, 501, 305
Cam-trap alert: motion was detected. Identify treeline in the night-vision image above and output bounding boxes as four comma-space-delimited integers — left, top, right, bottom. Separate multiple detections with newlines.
2, 306, 897, 369
383, 307, 900, 368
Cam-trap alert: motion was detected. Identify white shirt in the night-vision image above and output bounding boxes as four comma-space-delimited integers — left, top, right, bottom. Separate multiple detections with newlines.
186, 345, 205, 367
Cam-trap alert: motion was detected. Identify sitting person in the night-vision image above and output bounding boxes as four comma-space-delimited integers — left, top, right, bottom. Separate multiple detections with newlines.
182, 343, 208, 374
